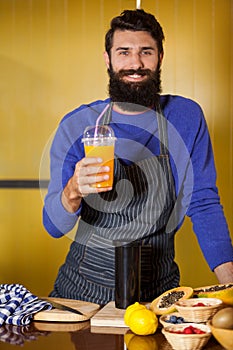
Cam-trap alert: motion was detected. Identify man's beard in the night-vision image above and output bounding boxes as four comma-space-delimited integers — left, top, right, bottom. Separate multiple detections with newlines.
107, 65, 162, 112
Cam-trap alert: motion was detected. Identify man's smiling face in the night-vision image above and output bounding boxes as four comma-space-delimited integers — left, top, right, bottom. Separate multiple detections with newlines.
104, 30, 163, 109
104, 30, 162, 82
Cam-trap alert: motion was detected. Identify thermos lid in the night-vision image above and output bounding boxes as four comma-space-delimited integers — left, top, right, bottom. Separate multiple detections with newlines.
113, 240, 141, 248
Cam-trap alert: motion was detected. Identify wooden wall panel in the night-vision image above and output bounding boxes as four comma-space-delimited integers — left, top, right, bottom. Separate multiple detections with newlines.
0, 0, 232, 292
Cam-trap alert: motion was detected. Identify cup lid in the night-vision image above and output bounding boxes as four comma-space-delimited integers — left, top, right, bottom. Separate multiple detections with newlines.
82, 125, 116, 143
113, 240, 141, 247
82, 136, 117, 142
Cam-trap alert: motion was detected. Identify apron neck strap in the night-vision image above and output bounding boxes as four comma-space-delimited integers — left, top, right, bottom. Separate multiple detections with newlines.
156, 103, 169, 155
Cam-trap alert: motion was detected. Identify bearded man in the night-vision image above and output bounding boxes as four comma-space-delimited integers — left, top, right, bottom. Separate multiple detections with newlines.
43, 9, 233, 304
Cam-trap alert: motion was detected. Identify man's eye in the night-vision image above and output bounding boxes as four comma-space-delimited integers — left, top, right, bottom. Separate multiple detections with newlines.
119, 51, 129, 55
142, 50, 152, 55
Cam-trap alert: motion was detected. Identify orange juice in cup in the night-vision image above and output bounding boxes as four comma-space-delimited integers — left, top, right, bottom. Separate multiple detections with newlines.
82, 125, 116, 188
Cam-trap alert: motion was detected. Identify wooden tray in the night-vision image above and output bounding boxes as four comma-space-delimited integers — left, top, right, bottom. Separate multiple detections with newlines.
91, 325, 129, 335
33, 320, 90, 332
33, 297, 100, 323
90, 301, 128, 328
90, 301, 150, 328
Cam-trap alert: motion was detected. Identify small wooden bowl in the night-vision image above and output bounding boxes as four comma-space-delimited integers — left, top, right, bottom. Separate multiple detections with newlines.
175, 298, 223, 323
207, 320, 233, 350
162, 323, 211, 350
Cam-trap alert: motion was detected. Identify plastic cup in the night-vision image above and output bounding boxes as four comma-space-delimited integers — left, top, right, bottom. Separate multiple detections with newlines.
82, 125, 116, 188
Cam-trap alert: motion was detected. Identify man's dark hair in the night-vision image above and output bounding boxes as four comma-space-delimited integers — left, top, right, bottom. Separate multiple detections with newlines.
105, 9, 165, 57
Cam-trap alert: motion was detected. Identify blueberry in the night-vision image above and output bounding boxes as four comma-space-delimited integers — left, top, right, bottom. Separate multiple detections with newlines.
177, 317, 184, 324
170, 315, 178, 323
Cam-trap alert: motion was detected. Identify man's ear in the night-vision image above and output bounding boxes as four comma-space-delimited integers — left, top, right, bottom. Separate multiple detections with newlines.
103, 51, 110, 69
159, 52, 164, 65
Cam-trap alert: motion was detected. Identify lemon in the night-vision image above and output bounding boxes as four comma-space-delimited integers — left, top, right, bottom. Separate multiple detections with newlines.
127, 335, 158, 350
124, 333, 135, 347
124, 302, 147, 326
128, 308, 158, 335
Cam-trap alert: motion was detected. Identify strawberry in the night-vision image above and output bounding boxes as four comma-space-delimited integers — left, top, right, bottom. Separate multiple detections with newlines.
183, 326, 194, 334
168, 325, 206, 335
193, 302, 206, 307
192, 327, 205, 334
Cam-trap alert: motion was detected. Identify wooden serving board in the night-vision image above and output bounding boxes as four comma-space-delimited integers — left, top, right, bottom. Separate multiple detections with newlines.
33, 297, 100, 323
90, 301, 128, 328
91, 325, 130, 335
34, 320, 90, 332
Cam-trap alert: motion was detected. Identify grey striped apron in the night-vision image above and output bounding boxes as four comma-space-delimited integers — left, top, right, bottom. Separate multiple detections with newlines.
51, 103, 179, 304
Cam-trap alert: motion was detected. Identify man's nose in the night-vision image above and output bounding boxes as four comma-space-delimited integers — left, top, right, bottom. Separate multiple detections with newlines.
129, 53, 144, 70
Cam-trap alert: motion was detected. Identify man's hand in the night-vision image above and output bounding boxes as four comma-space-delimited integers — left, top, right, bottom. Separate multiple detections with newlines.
61, 157, 112, 213
214, 261, 233, 283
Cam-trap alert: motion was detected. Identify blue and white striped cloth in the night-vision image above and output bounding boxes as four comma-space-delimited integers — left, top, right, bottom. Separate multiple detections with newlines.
0, 284, 52, 326
0, 324, 49, 346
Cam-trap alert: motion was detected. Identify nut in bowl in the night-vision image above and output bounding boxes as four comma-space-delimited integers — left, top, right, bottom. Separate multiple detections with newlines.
175, 298, 223, 323
162, 323, 211, 350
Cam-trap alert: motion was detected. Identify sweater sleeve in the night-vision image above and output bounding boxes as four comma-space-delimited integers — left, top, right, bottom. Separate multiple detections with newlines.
43, 121, 83, 238
184, 106, 233, 270
42, 100, 110, 237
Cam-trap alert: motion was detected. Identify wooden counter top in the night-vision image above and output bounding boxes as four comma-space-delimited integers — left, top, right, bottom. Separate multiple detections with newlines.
0, 321, 225, 350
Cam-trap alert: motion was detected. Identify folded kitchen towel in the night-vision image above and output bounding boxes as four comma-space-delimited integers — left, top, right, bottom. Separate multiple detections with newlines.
0, 324, 50, 346
0, 284, 52, 326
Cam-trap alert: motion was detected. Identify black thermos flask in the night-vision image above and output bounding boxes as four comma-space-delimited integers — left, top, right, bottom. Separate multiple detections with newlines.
115, 240, 141, 309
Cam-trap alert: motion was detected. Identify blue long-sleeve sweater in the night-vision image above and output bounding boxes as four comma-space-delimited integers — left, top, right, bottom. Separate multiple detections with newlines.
43, 95, 233, 271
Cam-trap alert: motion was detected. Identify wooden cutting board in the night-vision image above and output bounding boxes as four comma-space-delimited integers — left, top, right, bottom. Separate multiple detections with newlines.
90, 301, 128, 328
90, 301, 151, 328
34, 320, 90, 332
33, 297, 100, 322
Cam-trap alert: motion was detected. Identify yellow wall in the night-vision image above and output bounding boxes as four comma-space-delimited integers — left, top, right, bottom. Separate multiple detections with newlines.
0, 0, 232, 296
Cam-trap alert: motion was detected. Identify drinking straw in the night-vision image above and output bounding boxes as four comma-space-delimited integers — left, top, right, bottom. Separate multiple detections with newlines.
94, 103, 110, 139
